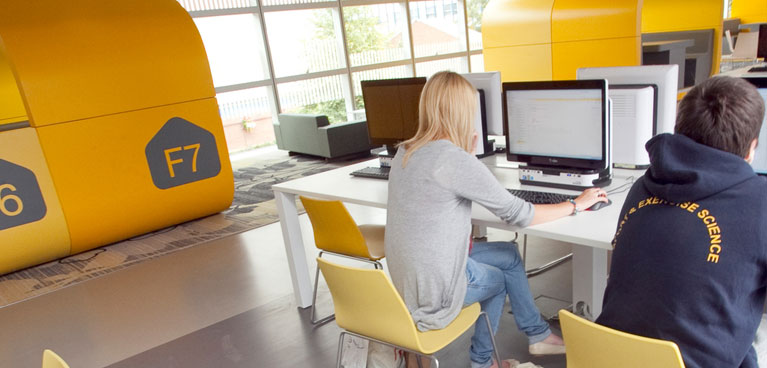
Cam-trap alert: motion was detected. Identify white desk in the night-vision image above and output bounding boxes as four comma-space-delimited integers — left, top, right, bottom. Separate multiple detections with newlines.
272, 157, 635, 319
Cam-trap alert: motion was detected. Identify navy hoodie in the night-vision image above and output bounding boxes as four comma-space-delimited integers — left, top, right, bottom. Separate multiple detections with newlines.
596, 133, 767, 368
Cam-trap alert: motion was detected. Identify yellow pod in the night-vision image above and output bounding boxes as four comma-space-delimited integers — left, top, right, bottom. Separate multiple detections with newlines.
0, 47, 26, 128
0, 128, 70, 274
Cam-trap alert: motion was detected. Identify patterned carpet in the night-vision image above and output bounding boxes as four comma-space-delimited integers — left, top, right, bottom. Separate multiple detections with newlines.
0, 151, 368, 307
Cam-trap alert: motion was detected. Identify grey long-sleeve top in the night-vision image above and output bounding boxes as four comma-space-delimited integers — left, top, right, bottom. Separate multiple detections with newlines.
385, 140, 535, 331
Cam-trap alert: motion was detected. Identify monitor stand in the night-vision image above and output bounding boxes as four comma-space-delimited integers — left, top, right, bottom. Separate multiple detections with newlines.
378, 145, 398, 168
519, 165, 611, 190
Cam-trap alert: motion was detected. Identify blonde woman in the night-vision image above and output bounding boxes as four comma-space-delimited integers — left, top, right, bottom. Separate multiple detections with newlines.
384, 71, 608, 368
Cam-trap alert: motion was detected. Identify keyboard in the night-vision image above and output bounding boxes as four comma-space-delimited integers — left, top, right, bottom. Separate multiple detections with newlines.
507, 188, 577, 205
350, 166, 390, 180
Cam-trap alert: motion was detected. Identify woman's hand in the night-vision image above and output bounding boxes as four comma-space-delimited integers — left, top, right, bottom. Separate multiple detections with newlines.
574, 187, 609, 211
529, 187, 609, 225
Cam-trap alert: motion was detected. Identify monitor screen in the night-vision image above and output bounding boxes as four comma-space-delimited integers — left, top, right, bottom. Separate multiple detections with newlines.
361, 77, 426, 147
743, 77, 767, 175
577, 65, 678, 135
504, 79, 609, 171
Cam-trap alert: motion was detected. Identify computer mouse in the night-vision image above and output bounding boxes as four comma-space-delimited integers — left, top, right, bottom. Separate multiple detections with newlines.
587, 198, 612, 211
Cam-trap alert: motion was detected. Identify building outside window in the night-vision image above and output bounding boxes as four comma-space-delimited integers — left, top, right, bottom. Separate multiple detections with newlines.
179, 0, 485, 153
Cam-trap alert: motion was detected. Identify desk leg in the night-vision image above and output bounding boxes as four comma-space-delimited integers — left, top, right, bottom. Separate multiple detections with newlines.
274, 190, 313, 308
571, 244, 608, 320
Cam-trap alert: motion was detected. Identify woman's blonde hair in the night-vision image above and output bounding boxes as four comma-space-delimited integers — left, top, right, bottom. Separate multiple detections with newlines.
400, 71, 477, 166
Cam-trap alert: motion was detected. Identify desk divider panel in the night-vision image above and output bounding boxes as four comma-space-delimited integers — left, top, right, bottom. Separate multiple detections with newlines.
37, 99, 233, 254
0, 128, 70, 274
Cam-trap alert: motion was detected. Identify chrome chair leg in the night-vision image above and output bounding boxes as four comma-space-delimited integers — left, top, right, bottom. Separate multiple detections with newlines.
336, 331, 346, 368
311, 254, 335, 325
482, 311, 503, 368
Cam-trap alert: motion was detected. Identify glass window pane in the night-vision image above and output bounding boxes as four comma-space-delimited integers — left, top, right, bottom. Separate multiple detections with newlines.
466, 0, 486, 50
352, 65, 414, 110
344, 5, 410, 67
470, 53, 484, 72
262, 0, 329, 6
178, 0, 257, 12
217, 87, 275, 152
194, 14, 269, 87
265, 9, 345, 78
415, 57, 468, 77
278, 75, 350, 124
409, 0, 467, 57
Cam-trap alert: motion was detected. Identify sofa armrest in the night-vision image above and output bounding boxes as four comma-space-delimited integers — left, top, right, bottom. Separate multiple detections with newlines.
320, 120, 371, 157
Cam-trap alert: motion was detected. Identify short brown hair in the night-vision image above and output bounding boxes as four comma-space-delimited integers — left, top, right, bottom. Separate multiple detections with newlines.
675, 76, 764, 158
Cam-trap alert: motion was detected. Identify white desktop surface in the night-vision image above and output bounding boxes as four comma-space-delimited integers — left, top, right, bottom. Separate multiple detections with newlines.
272, 156, 636, 319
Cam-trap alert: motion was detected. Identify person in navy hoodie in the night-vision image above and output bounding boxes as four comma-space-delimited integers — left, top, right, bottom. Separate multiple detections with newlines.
596, 76, 767, 368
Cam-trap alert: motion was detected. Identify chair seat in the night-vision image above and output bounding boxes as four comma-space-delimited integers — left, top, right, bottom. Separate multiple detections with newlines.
415, 303, 481, 354
359, 224, 385, 260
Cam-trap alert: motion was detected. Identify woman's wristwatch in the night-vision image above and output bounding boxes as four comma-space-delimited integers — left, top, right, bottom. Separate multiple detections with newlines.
567, 198, 580, 216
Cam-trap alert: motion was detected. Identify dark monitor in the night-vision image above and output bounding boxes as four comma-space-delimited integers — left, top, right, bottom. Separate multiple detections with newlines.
503, 79, 610, 172
742, 77, 767, 175
361, 77, 426, 147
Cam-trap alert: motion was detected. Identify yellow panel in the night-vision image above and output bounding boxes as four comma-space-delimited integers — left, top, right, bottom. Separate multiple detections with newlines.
37, 99, 233, 254
642, 0, 723, 78
482, 0, 554, 48
0, 0, 214, 127
552, 0, 642, 42
732, 0, 767, 24
552, 37, 642, 80
0, 128, 70, 274
483, 45, 553, 82
642, 0, 723, 32
0, 46, 26, 127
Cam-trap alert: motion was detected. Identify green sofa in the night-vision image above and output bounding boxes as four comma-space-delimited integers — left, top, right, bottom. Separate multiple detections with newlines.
273, 114, 371, 159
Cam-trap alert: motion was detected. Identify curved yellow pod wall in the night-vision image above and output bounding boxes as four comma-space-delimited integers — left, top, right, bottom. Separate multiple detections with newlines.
731, 0, 767, 24
0, 0, 234, 273
482, 0, 641, 81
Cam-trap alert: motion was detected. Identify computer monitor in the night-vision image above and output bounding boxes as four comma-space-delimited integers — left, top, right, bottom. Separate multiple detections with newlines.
577, 65, 678, 135
743, 77, 767, 175
503, 79, 611, 189
461, 72, 503, 152
360, 77, 426, 148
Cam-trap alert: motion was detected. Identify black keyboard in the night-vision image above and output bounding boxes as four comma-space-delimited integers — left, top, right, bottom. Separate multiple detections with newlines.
507, 189, 577, 204
350, 166, 390, 180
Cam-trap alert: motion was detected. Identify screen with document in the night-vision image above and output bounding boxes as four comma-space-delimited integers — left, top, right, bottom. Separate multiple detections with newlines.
504, 79, 608, 171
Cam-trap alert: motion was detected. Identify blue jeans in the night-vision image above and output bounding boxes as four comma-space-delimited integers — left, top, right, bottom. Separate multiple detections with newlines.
464, 241, 551, 368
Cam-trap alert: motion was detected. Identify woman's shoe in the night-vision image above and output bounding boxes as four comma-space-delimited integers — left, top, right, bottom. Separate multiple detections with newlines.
528, 341, 566, 355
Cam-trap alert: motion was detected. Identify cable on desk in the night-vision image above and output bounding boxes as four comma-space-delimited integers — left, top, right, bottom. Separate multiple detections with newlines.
606, 176, 635, 195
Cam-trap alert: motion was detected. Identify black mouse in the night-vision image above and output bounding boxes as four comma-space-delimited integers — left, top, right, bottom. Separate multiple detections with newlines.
588, 198, 612, 211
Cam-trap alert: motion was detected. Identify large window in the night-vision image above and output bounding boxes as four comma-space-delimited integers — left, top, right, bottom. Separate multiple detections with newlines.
179, 0, 485, 152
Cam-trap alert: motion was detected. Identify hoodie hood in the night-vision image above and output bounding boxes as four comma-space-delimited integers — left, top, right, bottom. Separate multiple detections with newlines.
643, 133, 757, 202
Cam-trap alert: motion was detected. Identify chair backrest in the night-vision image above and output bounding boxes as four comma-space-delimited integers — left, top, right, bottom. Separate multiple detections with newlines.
558, 310, 685, 368
42, 349, 70, 368
317, 257, 423, 351
300, 196, 371, 258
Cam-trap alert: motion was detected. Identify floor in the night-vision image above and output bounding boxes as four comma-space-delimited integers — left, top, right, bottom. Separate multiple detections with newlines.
0, 150, 573, 368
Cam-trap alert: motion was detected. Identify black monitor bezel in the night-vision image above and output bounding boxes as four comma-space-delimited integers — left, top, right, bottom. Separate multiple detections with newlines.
503, 79, 608, 171
361, 77, 427, 147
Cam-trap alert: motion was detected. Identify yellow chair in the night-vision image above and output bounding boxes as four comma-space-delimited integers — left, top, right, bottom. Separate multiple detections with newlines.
318, 257, 503, 368
42, 349, 70, 368
558, 310, 685, 368
299, 196, 385, 325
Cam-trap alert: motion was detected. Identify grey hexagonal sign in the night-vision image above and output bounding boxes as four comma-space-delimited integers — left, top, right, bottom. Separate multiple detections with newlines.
145, 117, 221, 190
0, 159, 47, 231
